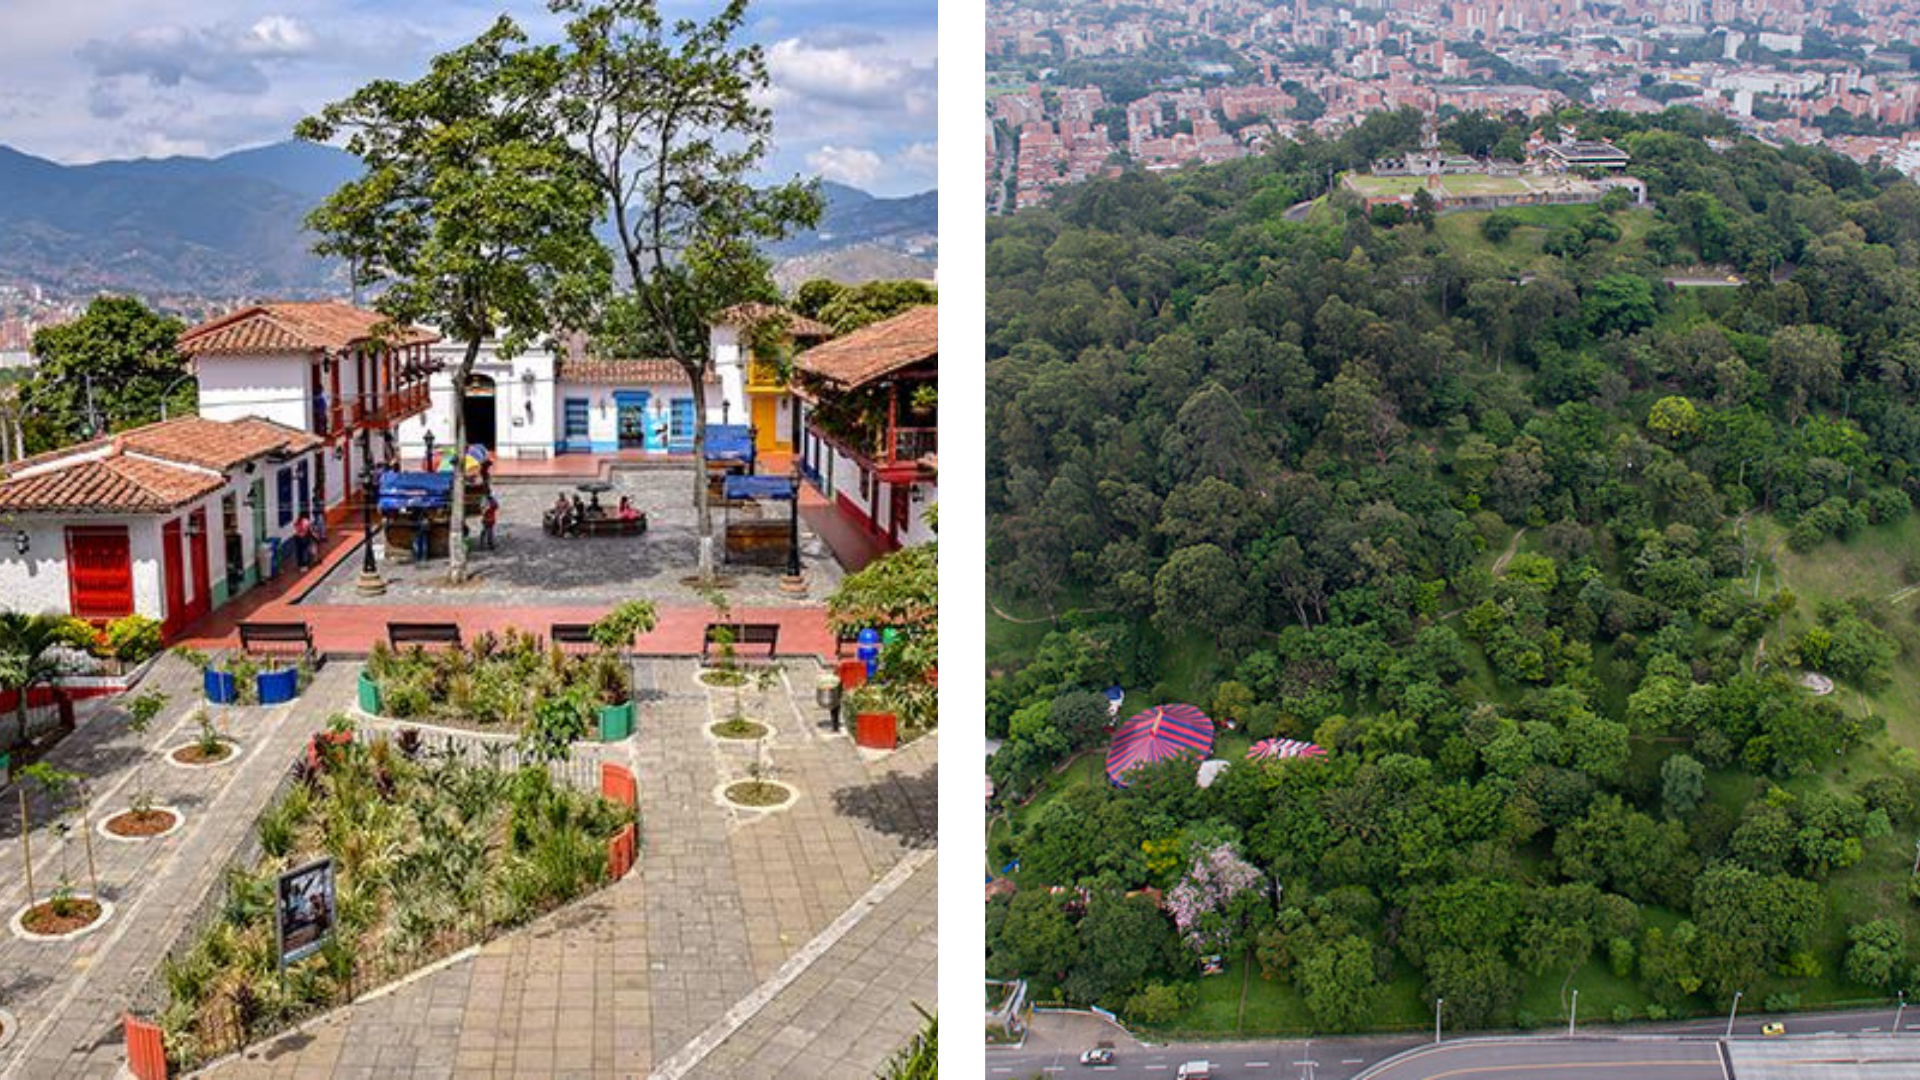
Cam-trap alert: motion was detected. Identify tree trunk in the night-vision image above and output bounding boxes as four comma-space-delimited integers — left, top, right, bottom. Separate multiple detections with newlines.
446, 338, 483, 584
691, 375, 714, 580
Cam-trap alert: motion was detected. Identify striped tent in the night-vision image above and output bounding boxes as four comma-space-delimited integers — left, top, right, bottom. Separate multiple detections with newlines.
1248, 738, 1327, 761
1106, 703, 1214, 786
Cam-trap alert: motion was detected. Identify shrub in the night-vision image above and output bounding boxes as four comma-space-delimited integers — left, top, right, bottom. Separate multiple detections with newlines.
1610, 1005, 1633, 1023
103, 615, 164, 664
1125, 981, 1195, 1026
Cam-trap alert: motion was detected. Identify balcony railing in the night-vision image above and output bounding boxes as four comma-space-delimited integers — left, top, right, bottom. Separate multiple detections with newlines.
892, 427, 937, 465
747, 359, 784, 390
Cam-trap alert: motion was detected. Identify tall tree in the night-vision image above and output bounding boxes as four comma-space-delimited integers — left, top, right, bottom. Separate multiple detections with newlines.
554, 0, 823, 578
20, 297, 187, 453
297, 17, 608, 584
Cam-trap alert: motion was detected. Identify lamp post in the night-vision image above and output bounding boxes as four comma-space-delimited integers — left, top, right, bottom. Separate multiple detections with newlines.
157, 372, 197, 421
1726, 990, 1743, 1038
355, 427, 385, 597
1568, 988, 1578, 1037
1898, 990, 1906, 1034
421, 429, 436, 472
1435, 998, 1444, 1045
780, 468, 806, 594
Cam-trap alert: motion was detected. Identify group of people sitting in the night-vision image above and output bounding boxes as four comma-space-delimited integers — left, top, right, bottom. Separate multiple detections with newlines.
545, 492, 644, 536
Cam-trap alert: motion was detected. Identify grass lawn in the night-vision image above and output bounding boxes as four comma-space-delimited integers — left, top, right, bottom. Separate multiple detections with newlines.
1432, 205, 1650, 276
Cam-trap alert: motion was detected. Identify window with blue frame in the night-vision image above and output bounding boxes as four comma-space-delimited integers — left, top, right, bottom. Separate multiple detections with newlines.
276, 467, 294, 526
563, 398, 590, 450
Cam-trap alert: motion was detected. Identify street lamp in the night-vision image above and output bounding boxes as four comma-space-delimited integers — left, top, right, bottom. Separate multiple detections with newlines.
1898, 990, 1906, 1034
355, 427, 385, 597
1568, 988, 1578, 1037
1435, 998, 1444, 1045
422, 429, 436, 471
157, 372, 198, 421
1726, 990, 1743, 1038
780, 468, 805, 594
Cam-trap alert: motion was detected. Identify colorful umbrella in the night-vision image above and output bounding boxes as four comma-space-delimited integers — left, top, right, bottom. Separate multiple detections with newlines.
465, 444, 491, 464
1247, 738, 1326, 761
1106, 703, 1214, 786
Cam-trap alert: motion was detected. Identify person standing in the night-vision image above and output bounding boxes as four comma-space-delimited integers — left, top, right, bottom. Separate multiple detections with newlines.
411, 507, 430, 564
292, 512, 314, 569
480, 494, 499, 550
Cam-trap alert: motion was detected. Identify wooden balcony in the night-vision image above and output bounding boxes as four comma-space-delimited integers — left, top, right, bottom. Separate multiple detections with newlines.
747, 359, 785, 391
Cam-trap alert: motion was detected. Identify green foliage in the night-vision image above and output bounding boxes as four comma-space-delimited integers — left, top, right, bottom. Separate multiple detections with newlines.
18, 296, 188, 453
590, 600, 658, 652
987, 110, 1920, 1036
1845, 919, 1906, 990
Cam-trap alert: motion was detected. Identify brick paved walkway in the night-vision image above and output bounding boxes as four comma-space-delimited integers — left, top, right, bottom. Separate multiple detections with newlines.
206, 659, 936, 1079
0, 656, 349, 1080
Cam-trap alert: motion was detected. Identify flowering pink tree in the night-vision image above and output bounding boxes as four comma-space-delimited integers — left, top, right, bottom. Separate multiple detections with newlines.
1165, 842, 1270, 956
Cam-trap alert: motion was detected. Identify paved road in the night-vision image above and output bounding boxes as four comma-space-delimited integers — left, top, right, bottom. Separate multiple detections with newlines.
1362, 1040, 1725, 1080
988, 1006, 1917, 1080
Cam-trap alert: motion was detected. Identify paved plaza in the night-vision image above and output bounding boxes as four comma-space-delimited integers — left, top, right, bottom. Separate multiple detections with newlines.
0, 651, 934, 1079
301, 466, 845, 610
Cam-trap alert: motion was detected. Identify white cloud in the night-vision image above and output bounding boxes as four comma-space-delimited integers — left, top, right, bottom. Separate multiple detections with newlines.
766, 37, 933, 116
806, 145, 884, 187
899, 141, 937, 173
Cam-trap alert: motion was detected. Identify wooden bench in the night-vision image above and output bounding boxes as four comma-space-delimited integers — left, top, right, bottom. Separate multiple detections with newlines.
550, 623, 597, 653
544, 512, 647, 538
702, 622, 780, 662
387, 622, 462, 651
238, 621, 319, 668
724, 519, 789, 566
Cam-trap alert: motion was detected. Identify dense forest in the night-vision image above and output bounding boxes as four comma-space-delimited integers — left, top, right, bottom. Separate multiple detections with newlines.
985, 105, 1920, 1034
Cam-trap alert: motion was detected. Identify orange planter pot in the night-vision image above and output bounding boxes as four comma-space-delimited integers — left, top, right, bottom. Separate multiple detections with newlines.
855, 711, 897, 750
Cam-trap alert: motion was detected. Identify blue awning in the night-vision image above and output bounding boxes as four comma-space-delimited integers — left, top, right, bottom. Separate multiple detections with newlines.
704, 424, 755, 463
723, 475, 796, 501
377, 470, 453, 513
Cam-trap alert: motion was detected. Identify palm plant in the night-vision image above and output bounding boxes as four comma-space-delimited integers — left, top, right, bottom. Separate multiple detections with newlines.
0, 611, 84, 748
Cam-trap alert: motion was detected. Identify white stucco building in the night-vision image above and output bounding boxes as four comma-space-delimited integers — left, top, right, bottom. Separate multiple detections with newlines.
0, 417, 325, 635
389, 304, 832, 460
793, 304, 939, 552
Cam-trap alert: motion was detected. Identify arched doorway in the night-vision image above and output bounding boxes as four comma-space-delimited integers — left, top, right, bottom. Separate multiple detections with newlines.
462, 374, 497, 452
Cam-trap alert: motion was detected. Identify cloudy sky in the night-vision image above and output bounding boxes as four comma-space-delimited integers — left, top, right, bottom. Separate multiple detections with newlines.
0, 0, 936, 195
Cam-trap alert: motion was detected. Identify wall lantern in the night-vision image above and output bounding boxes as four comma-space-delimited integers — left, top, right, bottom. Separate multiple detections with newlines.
335, 444, 348, 461
244, 489, 259, 510
185, 517, 203, 537
321, 354, 334, 375
12, 529, 28, 556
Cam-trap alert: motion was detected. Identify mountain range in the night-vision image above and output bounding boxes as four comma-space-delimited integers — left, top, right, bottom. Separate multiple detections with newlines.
0, 141, 935, 301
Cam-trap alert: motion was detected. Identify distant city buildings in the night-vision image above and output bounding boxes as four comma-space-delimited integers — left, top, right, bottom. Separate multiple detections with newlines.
987, 0, 1920, 211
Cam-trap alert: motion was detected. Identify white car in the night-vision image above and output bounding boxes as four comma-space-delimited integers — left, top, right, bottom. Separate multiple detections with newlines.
1079, 1047, 1115, 1065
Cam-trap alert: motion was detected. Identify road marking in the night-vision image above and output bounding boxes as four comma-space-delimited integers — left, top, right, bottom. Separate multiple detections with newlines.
1408, 1061, 1720, 1080
1818, 1030, 1836, 1035
1343, 1059, 1366, 1065
1042, 1068, 1064, 1073
1246, 1063, 1269, 1069
1864, 1027, 1881, 1032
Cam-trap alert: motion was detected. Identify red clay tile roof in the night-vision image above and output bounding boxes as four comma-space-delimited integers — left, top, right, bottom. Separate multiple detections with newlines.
558, 358, 715, 385
0, 454, 222, 514
793, 305, 936, 389
714, 303, 834, 340
179, 301, 438, 356
118, 417, 322, 472
0, 417, 322, 515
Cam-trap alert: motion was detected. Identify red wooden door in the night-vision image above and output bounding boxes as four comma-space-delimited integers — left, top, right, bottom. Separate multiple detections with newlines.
66, 526, 133, 620
187, 509, 211, 624
161, 520, 185, 636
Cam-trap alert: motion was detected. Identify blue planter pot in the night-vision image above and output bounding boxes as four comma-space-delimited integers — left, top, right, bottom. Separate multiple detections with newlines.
256, 667, 299, 705
203, 668, 237, 704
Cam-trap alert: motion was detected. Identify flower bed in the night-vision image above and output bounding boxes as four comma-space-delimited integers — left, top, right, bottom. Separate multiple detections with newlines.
13, 895, 109, 939
363, 631, 631, 740
710, 718, 769, 740
103, 807, 182, 839
157, 728, 636, 1071
169, 741, 237, 767
724, 779, 793, 809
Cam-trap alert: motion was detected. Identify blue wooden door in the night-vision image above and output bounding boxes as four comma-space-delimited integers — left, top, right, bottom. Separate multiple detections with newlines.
669, 399, 695, 453
562, 398, 590, 453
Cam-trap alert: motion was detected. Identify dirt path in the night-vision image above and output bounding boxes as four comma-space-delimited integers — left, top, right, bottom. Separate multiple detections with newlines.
1490, 527, 1527, 577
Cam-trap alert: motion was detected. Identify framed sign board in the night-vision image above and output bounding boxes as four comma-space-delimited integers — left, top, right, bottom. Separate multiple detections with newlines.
276, 857, 336, 967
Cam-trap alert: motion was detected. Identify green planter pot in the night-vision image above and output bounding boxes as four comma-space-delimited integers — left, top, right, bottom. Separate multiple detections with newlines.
597, 700, 635, 742
357, 671, 382, 714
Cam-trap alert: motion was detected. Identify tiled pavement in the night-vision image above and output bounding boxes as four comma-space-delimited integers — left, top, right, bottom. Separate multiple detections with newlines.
0, 657, 350, 1080
679, 854, 936, 1080
207, 659, 937, 1079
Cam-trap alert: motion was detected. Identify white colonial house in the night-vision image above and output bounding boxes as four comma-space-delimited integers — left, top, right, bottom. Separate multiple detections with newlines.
0, 417, 325, 637
793, 304, 938, 551
178, 301, 439, 512
390, 303, 833, 460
